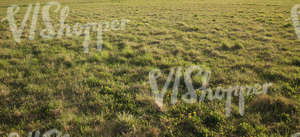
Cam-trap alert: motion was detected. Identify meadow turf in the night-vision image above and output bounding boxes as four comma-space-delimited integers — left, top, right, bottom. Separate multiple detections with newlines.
0, 0, 300, 136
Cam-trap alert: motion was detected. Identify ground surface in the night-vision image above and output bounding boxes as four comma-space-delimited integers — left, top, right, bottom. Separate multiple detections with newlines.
0, 0, 300, 136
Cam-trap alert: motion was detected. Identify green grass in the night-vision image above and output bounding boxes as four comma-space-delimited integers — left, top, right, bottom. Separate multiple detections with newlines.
0, 0, 300, 136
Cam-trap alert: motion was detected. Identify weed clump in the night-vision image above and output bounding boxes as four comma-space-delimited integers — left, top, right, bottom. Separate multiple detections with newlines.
220, 41, 244, 50
291, 57, 300, 66
250, 95, 299, 122
221, 42, 231, 50
232, 41, 244, 50
203, 111, 224, 129
235, 122, 256, 136
250, 95, 298, 114
283, 23, 292, 28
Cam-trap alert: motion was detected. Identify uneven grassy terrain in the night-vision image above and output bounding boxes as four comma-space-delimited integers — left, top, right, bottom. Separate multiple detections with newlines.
0, 0, 300, 136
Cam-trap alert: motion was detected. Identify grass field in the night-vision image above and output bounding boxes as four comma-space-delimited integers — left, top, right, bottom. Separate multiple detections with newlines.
0, 0, 300, 136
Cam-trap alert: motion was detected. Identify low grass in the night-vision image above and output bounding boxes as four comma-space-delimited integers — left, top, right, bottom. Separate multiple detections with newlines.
0, 0, 300, 136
